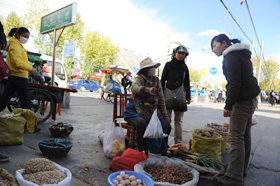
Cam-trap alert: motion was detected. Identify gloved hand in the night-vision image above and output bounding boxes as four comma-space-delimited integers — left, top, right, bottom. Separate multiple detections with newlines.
30, 67, 39, 77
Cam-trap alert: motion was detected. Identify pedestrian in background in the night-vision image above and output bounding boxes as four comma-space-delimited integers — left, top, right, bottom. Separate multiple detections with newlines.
121, 73, 132, 94
211, 34, 260, 186
0, 27, 40, 132
0, 21, 10, 162
161, 45, 191, 144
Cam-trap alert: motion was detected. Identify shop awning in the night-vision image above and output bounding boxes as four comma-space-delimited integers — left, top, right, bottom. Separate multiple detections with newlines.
101, 67, 131, 75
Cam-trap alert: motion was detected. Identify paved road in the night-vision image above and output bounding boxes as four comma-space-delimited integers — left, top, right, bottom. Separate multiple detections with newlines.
1, 91, 280, 186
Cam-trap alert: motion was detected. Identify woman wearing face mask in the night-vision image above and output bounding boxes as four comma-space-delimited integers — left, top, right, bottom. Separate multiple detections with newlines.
0, 27, 39, 115
124, 57, 171, 154
161, 45, 191, 144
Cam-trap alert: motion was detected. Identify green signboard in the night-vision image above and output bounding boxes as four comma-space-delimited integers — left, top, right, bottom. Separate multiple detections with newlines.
40, 3, 77, 34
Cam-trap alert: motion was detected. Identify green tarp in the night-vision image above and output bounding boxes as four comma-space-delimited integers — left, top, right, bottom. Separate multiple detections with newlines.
0, 50, 43, 63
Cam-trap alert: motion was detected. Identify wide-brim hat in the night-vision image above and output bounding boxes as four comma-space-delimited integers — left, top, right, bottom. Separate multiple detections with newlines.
137, 57, 160, 74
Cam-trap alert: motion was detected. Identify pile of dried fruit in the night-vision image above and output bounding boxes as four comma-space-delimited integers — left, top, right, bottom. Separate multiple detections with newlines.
206, 123, 229, 132
22, 158, 66, 185
144, 166, 193, 184
195, 128, 219, 138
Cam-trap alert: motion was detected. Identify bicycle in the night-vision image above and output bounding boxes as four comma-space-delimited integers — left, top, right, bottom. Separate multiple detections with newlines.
7, 88, 56, 124
101, 88, 121, 103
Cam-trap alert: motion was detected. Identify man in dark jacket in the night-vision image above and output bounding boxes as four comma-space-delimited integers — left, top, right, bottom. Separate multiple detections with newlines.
0, 21, 10, 162
211, 34, 260, 186
161, 45, 191, 144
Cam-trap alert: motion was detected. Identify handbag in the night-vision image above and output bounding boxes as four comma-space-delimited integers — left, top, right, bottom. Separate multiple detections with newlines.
164, 72, 187, 110
0, 53, 11, 81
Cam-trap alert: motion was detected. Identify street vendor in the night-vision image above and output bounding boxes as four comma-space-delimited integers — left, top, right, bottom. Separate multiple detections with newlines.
100, 75, 113, 100
123, 57, 171, 154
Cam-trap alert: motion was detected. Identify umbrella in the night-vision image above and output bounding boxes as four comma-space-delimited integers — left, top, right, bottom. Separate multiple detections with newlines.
101, 67, 131, 76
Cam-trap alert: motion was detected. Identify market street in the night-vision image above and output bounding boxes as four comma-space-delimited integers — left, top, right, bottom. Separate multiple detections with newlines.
1, 91, 280, 186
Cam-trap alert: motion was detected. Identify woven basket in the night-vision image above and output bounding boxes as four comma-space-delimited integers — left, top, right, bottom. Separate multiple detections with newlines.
39, 139, 73, 158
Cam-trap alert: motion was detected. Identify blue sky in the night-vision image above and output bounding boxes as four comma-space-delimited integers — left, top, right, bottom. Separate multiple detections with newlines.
0, 0, 279, 83
131, 0, 280, 56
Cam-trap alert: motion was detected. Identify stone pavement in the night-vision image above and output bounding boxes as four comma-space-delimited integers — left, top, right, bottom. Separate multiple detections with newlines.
0, 92, 280, 186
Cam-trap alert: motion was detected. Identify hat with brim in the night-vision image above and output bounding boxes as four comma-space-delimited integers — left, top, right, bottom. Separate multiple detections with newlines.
137, 57, 160, 74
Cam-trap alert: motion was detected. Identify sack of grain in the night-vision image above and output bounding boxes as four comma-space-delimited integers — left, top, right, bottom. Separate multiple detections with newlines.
0, 168, 18, 186
15, 162, 72, 186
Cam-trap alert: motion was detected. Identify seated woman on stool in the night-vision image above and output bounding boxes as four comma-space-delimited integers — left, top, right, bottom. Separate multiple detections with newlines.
124, 57, 171, 154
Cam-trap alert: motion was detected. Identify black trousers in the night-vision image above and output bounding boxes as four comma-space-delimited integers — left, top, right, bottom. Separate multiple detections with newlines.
0, 76, 31, 112
125, 116, 171, 152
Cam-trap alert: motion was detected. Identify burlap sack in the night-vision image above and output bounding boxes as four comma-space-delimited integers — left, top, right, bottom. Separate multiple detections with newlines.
191, 129, 223, 161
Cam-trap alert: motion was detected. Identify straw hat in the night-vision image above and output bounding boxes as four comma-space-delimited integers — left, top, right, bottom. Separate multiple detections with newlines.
137, 57, 160, 74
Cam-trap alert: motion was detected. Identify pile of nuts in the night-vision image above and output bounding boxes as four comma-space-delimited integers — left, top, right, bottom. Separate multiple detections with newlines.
23, 158, 66, 185
144, 166, 193, 184
0, 177, 10, 186
206, 123, 229, 132
195, 128, 219, 138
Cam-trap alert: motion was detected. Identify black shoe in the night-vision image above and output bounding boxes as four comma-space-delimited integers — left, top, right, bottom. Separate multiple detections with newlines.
0, 153, 10, 162
34, 127, 41, 133
213, 175, 243, 186
161, 151, 172, 157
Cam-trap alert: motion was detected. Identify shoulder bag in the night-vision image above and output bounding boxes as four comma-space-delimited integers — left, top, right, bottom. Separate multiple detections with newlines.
164, 72, 187, 111
0, 53, 11, 81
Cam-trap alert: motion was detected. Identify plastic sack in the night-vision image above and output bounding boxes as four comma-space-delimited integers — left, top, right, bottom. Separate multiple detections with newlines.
143, 109, 164, 138
0, 168, 18, 186
15, 162, 72, 186
191, 129, 223, 161
252, 114, 258, 126
49, 122, 74, 137
109, 148, 149, 172
134, 155, 199, 186
103, 118, 125, 159
0, 113, 27, 145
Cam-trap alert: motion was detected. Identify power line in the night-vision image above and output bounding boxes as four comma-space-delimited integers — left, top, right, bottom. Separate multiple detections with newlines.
219, 0, 252, 43
244, 0, 274, 84
244, 1, 262, 50
219, 0, 273, 84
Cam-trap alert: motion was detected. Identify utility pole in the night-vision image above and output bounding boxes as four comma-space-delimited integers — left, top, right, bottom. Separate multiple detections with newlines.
257, 40, 264, 103
257, 41, 264, 85
251, 39, 255, 53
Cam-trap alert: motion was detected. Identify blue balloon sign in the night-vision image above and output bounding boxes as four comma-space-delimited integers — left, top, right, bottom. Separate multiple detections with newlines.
210, 67, 218, 75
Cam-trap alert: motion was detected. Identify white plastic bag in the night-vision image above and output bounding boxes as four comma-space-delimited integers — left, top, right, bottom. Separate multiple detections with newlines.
143, 109, 164, 138
134, 156, 199, 186
15, 162, 72, 186
103, 118, 125, 159
252, 114, 258, 126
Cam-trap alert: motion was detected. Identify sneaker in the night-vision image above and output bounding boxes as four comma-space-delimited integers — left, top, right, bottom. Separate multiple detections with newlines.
0, 153, 10, 162
34, 126, 41, 133
213, 175, 243, 186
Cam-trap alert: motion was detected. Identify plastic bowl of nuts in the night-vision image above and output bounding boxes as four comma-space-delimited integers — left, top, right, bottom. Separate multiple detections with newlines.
108, 170, 154, 186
